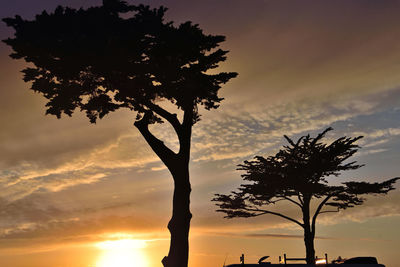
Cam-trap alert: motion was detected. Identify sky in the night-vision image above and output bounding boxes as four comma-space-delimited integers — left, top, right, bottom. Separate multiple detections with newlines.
0, 0, 400, 266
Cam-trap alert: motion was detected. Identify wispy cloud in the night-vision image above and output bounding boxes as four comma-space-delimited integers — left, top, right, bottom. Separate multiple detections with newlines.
317, 192, 400, 224
2, 88, 398, 203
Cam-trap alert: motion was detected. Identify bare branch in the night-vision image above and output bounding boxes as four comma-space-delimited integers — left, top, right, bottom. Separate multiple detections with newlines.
283, 196, 303, 208
298, 193, 304, 206
244, 207, 304, 228
145, 102, 182, 134
266, 197, 287, 204
311, 195, 332, 235
319, 208, 339, 214
134, 111, 177, 168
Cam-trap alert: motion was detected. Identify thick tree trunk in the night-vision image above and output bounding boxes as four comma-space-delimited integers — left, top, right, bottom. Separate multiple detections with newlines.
302, 197, 315, 265
303, 227, 315, 265
162, 165, 192, 267
161, 108, 193, 267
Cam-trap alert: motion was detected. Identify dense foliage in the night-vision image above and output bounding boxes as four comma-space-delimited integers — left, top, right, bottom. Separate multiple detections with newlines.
3, 0, 236, 124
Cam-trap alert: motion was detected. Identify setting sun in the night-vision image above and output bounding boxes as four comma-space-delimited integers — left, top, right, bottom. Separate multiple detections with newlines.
95, 239, 149, 267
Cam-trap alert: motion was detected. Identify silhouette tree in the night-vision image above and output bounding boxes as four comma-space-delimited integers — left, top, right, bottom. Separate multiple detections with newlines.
3, 1, 237, 267
213, 128, 398, 264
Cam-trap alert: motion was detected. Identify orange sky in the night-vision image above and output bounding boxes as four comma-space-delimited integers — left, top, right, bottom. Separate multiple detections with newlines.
0, 0, 400, 266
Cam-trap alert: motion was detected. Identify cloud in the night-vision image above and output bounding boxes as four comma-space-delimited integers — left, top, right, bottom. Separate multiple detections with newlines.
355, 127, 400, 143
189, 91, 388, 165
0, 191, 170, 253
197, 230, 392, 243
3, 85, 395, 204
349, 127, 400, 155
0, 214, 168, 254
0, 130, 162, 199
317, 192, 400, 224
205, 232, 322, 240
0, 87, 396, 251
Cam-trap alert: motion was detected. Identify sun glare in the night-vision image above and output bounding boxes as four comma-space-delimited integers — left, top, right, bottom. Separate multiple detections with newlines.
95, 239, 148, 267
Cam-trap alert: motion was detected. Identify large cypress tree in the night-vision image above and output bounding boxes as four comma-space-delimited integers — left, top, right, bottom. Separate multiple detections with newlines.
3, 1, 237, 266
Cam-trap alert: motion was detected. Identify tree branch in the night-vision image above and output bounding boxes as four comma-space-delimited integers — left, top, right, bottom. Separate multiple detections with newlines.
134, 111, 177, 168
311, 195, 332, 235
145, 102, 182, 135
182, 102, 194, 129
266, 198, 286, 205
319, 208, 339, 214
178, 105, 194, 158
244, 207, 304, 228
298, 193, 304, 206
283, 196, 303, 208
145, 102, 194, 160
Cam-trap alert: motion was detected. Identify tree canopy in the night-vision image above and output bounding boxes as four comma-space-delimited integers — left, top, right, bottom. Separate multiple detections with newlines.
214, 128, 398, 218
3, 0, 236, 124
213, 128, 398, 264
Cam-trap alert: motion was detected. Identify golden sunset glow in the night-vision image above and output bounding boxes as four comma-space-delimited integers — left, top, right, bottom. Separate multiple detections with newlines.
95, 238, 148, 267
1, 1, 400, 267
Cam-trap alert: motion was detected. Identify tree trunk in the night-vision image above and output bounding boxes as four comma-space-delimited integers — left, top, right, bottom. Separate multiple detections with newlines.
162, 164, 192, 267
302, 197, 315, 265
134, 107, 194, 267
303, 227, 315, 265
162, 113, 193, 267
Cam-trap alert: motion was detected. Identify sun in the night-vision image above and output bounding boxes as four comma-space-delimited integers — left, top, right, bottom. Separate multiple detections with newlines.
95, 239, 149, 267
